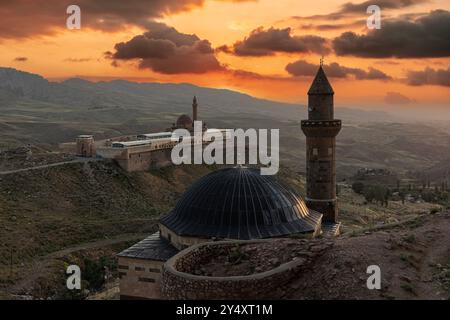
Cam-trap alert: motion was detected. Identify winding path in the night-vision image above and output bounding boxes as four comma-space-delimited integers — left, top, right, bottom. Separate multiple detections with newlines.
7, 232, 150, 296
0, 157, 102, 175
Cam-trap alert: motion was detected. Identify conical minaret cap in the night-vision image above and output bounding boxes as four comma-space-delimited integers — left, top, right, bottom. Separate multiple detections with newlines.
308, 65, 334, 95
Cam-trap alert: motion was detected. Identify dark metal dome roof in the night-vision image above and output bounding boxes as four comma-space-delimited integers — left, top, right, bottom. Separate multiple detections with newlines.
160, 167, 322, 240
176, 114, 193, 127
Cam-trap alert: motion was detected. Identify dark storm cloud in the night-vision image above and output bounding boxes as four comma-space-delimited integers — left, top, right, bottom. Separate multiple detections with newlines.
332, 10, 450, 58
13, 57, 28, 62
362, 67, 393, 80
64, 58, 93, 62
110, 22, 223, 74
406, 67, 450, 87
229, 69, 289, 82
384, 92, 414, 104
285, 60, 317, 76
0, 0, 247, 38
218, 27, 331, 56
298, 20, 366, 31
289, 0, 428, 22
285, 59, 391, 80
339, 0, 427, 14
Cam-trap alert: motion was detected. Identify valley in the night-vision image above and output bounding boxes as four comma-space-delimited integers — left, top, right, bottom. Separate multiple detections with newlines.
0, 67, 449, 300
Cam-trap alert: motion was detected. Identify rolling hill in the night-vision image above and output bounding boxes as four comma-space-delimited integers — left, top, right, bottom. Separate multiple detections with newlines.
1, 67, 450, 178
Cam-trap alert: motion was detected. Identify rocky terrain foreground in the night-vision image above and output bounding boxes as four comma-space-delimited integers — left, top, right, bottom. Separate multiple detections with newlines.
0, 159, 447, 299
284, 211, 450, 300
167, 212, 449, 300
87, 211, 450, 300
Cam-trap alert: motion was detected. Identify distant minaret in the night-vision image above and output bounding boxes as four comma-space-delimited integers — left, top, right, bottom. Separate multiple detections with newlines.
301, 62, 341, 223
192, 96, 198, 122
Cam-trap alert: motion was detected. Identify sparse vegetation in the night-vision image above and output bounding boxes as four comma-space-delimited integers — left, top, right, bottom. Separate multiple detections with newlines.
403, 234, 416, 244
227, 245, 249, 265
400, 283, 416, 295
351, 181, 365, 194
0, 161, 215, 292
432, 256, 450, 294
83, 256, 116, 291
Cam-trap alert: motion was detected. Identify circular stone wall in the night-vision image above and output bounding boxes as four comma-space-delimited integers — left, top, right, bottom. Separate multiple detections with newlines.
161, 239, 327, 300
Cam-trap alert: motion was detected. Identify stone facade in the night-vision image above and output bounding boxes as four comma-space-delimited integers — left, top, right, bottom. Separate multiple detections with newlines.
118, 256, 164, 300
116, 225, 215, 300
76, 135, 95, 157
107, 139, 233, 173
114, 148, 173, 172
116, 150, 153, 172
192, 96, 198, 122
301, 66, 341, 223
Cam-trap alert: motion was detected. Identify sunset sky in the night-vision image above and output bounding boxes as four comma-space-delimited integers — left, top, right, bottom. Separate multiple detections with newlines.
1, 0, 449, 110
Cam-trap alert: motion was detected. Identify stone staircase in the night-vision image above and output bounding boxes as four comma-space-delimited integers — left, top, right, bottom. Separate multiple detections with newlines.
321, 222, 341, 237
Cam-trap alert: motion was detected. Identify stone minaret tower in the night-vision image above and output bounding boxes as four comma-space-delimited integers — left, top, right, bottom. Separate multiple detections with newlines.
192, 96, 198, 122
301, 63, 341, 223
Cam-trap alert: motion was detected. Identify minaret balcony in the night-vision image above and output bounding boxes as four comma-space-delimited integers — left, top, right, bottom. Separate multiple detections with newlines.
301, 120, 342, 137
301, 120, 341, 127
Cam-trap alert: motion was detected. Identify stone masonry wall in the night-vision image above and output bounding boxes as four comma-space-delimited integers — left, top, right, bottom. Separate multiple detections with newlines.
161, 240, 317, 300
118, 256, 164, 300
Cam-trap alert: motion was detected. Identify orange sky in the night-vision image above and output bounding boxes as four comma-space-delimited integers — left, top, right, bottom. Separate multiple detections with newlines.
1, 0, 449, 109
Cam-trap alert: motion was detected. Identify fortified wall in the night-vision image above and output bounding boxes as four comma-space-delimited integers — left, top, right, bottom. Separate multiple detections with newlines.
96, 145, 174, 172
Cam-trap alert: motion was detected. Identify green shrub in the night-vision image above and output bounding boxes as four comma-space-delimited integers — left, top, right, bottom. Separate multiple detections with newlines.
352, 182, 365, 194
83, 258, 105, 290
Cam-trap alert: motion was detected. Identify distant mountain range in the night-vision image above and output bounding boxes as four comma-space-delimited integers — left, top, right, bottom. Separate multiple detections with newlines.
2, 67, 450, 178
0, 67, 392, 123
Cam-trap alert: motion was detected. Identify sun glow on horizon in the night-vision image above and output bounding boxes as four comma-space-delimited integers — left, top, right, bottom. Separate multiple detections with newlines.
1, 0, 449, 109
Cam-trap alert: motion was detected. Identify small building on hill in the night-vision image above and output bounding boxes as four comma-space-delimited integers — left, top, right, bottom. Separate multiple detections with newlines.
76, 135, 95, 157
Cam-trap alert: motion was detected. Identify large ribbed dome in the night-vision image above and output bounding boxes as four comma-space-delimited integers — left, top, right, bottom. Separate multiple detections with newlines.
160, 167, 322, 240
176, 114, 193, 127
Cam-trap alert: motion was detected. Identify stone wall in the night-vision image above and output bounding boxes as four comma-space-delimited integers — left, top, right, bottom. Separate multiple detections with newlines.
161, 240, 311, 300
76, 136, 95, 157
109, 146, 175, 172
96, 138, 256, 173
118, 256, 164, 300
150, 149, 173, 169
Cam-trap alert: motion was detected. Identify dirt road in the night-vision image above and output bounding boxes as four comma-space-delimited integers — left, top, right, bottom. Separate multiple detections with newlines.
0, 158, 101, 175
6, 233, 148, 297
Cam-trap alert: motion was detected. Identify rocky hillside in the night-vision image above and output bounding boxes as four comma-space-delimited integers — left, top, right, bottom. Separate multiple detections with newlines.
0, 161, 216, 292
2, 68, 450, 179
285, 211, 450, 300
0, 159, 444, 299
